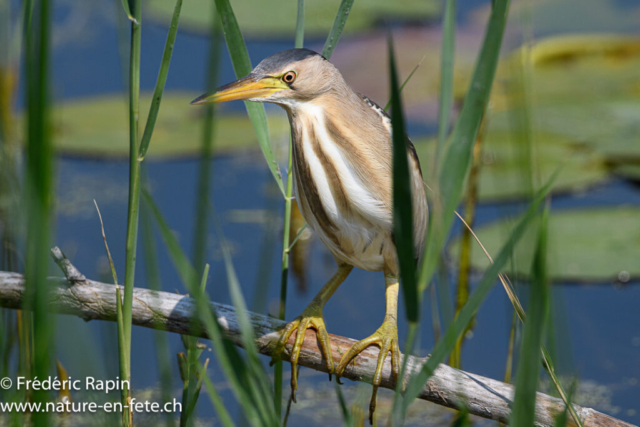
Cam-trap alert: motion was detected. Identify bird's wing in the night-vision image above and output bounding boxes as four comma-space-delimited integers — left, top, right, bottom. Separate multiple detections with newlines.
358, 94, 392, 131
357, 93, 428, 259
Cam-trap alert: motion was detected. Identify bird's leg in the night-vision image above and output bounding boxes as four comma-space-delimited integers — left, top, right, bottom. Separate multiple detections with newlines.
271, 263, 353, 402
335, 274, 401, 425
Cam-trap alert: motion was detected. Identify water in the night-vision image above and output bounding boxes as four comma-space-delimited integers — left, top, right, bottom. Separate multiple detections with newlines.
8, 0, 640, 425
50, 153, 640, 425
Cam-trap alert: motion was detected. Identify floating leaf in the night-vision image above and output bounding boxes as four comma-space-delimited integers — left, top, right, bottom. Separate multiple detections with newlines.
471, 0, 640, 35
491, 102, 640, 164
414, 131, 608, 202
613, 164, 640, 183
146, 0, 439, 37
474, 35, 640, 180
447, 207, 640, 282
26, 93, 289, 159
452, 36, 640, 174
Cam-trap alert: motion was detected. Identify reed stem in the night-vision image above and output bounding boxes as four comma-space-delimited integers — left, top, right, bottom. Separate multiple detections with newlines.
275, 1, 305, 417
119, 1, 142, 424
275, 140, 294, 418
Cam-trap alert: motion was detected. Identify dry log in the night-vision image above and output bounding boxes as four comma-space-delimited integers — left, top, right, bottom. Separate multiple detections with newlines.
0, 250, 633, 427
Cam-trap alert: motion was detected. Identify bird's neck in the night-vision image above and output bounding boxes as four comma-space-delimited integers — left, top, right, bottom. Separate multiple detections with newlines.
283, 90, 359, 133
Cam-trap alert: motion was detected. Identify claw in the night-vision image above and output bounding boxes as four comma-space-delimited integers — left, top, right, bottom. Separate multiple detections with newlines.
270, 307, 336, 400
334, 317, 400, 424
369, 386, 378, 425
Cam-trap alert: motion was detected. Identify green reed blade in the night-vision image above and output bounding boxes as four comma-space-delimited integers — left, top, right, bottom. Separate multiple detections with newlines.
553, 380, 577, 427
435, 253, 454, 330
334, 382, 355, 427
417, 0, 509, 301
503, 310, 517, 384
510, 205, 550, 426
184, 357, 209, 423
210, 205, 278, 425
437, 0, 509, 235
193, 9, 221, 276
388, 34, 418, 323
115, 286, 129, 389
400, 167, 558, 417
201, 363, 234, 427
275, 0, 305, 417
213, 0, 284, 196
435, 0, 456, 160
322, 0, 354, 60
287, 223, 308, 252
142, 190, 270, 426
24, 0, 53, 424
22, 0, 34, 39
119, 0, 138, 24
119, 0, 142, 424
138, 0, 183, 160
94, 200, 119, 285
180, 266, 210, 427
423, 2, 458, 356
275, 141, 294, 418
139, 197, 174, 427
384, 56, 425, 112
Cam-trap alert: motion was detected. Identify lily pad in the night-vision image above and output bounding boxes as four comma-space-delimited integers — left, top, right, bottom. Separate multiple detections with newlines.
463, 35, 640, 111
28, 92, 290, 159
471, 0, 640, 36
613, 164, 640, 183
413, 130, 608, 202
447, 207, 640, 283
456, 35, 640, 183
496, 102, 640, 163
146, 0, 440, 37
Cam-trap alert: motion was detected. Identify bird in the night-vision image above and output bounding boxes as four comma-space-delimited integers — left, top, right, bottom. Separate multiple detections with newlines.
192, 48, 427, 423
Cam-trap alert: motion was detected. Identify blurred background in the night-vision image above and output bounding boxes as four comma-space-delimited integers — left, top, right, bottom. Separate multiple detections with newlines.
1, 0, 639, 425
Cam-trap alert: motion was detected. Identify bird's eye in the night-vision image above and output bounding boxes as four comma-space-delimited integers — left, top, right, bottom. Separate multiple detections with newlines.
282, 71, 297, 84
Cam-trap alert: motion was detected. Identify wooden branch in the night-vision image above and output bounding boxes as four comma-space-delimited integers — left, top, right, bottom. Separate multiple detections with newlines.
0, 253, 633, 426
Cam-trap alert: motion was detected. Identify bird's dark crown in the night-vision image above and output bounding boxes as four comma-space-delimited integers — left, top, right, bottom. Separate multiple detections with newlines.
253, 48, 326, 74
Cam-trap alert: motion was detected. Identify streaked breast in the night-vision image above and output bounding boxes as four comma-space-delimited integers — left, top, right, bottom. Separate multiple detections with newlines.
288, 101, 394, 271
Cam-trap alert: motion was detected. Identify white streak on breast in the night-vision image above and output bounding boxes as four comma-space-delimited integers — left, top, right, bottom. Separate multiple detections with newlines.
294, 102, 393, 271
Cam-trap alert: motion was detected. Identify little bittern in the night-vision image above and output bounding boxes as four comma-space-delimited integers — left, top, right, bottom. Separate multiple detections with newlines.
193, 48, 427, 423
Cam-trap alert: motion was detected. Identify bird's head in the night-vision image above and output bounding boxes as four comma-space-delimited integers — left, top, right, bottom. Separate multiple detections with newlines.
191, 48, 337, 107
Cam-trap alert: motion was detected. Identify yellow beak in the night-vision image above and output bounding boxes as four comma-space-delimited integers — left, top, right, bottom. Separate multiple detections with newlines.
191, 74, 289, 104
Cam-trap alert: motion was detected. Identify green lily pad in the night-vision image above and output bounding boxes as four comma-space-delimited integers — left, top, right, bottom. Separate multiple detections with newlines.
451, 35, 640, 186
478, 132, 608, 201
471, 0, 640, 35
31, 92, 289, 159
515, 102, 640, 163
486, 36, 640, 162
613, 164, 640, 183
146, 0, 439, 37
447, 207, 640, 283
414, 130, 608, 202
487, 101, 640, 165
